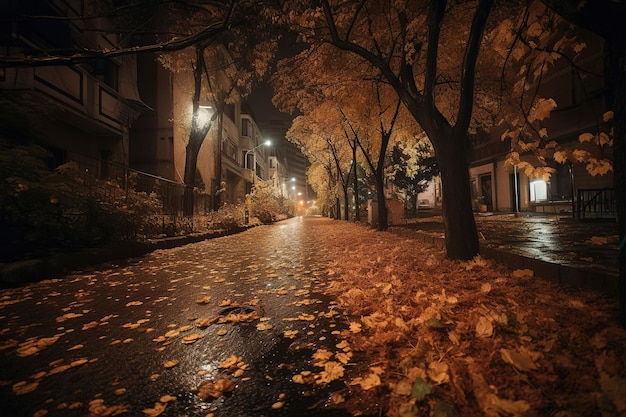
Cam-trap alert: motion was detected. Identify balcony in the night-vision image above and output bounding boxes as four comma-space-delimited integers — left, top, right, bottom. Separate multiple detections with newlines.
1, 64, 129, 135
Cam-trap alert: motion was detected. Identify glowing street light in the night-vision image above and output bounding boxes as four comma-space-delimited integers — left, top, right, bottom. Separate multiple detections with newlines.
245, 140, 271, 182
195, 105, 213, 128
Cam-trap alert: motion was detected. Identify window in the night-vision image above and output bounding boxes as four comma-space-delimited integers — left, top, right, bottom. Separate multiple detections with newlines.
242, 119, 250, 137
223, 140, 237, 160
530, 180, 548, 202
93, 58, 119, 90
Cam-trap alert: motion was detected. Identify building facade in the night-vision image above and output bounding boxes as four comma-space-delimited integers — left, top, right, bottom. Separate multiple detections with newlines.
468, 29, 614, 219
1, 0, 147, 175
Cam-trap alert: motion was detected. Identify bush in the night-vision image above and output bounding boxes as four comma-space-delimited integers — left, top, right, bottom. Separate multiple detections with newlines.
0, 139, 163, 262
247, 180, 290, 224
206, 203, 247, 231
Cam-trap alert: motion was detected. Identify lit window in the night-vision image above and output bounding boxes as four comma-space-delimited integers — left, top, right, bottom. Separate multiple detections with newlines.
530, 180, 547, 202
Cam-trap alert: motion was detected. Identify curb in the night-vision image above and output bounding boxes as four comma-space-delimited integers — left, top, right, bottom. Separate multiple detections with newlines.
388, 227, 619, 299
0, 226, 254, 288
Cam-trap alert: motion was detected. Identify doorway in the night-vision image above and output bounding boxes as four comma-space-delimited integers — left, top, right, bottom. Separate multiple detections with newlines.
480, 174, 493, 211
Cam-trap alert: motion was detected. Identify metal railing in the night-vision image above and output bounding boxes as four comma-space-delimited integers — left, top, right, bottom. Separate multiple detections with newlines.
577, 188, 616, 220
67, 153, 213, 236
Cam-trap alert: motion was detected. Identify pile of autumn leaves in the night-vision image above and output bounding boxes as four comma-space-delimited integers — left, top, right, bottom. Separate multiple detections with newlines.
314, 223, 626, 417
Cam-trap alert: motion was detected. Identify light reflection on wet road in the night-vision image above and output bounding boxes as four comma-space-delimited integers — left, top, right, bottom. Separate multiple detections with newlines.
0, 217, 353, 417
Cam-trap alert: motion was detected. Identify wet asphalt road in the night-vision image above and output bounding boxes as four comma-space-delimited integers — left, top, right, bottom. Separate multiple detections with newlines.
0, 217, 355, 417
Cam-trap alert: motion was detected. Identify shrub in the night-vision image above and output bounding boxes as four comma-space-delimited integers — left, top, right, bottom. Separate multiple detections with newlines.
0, 139, 163, 262
246, 181, 296, 224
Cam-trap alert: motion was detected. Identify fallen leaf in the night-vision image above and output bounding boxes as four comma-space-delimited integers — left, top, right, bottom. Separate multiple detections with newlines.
283, 330, 298, 339
197, 378, 235, 401
13, 381, 39, 395
351, 372, 381, 390
163, 360, 179, 368
511, 269, 533, 278
271, 401, 284, 409
82, 321, 99, 330
411, 377, 433, 401
159, 395, 176, 403
143, 402, 166, 416
182, 333, 203, 344
256, 322, 273, 331
500, 348, 540, 372
476, 316, 493, 338
56, 313, 83, 322
196, 296, 212, 304
317, 361, 344, 384
125, 301, 143, 307
428, 362, 450, 384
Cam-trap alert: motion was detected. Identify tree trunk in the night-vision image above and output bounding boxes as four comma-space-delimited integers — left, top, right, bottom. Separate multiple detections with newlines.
606, 41, 626, 324
437, 136, 479, 260
214, 111, 224, 211
352, 148, 360, 222
410, 193, 418, 215
335, 197, 341, 220
343, 185, 350, 221
375, 174, 388, 231
183, 136, 202, 217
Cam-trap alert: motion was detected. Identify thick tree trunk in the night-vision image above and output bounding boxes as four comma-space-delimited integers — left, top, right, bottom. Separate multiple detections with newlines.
375, 174, 388, 231
183, 137, 202, 217
352, 152, 360, 222
437, 138, 479, 260
606, 41, 626, 324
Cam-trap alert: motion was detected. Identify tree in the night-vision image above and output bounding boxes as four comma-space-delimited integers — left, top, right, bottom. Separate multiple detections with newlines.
282, 0, 495, 259
389, 141, 439, 214
159, 1, 277, 215
537, 0, 626, 324
274, 43, 418, 229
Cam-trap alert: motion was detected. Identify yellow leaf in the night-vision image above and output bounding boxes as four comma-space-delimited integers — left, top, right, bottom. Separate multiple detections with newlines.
475, 317, 493, 338
143, 402, 166, 417
351, 372, 381, 390
602, 110, 614, 123
219, 355, 241, 369
500, 348, 540, 372
348, 322, 362, 333
196, 296, 211, 304
317, 361, 344, 384
256, 322, 273, 331
578, 132, 594, 143
163, 360, 179, 368
13, 381, 39, 395
159, 395, 176, 403
125, 301, 143, 307
182, 333, 203, 344
283, 330, 298, 339
428, 362, 450, 384
512, 269, 533, 278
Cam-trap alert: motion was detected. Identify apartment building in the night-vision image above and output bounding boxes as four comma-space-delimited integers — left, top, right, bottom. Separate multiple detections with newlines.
0, 0, 147, 175
468, 29, 615, 219
1, 0, 278, 212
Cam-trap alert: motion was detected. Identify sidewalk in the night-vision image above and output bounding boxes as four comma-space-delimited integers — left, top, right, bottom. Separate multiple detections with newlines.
390, 209, 620, 297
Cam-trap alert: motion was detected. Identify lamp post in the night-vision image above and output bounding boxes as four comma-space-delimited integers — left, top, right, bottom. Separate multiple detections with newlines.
245, 140, 271, 184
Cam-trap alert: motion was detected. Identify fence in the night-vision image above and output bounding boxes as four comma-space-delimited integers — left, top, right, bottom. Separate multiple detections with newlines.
577, 188, 616, 220
68, 153, 213, 235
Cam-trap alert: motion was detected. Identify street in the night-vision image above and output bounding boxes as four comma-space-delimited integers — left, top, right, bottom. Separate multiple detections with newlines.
0, 217, 354, 417
2, 216, 625, 417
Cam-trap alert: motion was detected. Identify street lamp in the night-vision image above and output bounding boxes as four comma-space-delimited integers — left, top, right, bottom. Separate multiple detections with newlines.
245, 139, 271, 181
196, 105, 213, 128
